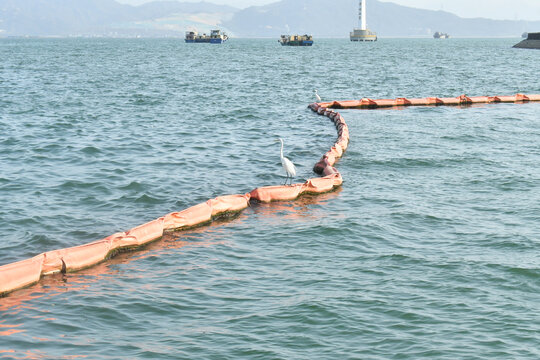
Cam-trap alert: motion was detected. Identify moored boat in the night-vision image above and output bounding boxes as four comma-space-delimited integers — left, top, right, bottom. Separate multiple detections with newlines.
279, 34, 313, 46
433, 32, 450, 39
185, 29, 228, 44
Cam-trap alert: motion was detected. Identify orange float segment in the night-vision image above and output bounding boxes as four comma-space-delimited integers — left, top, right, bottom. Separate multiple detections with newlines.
458, 94, 472, 104
314, 102, 333, 108
323, 109, 334, 117
41, 248, 66, 275
359, 98, 377, 108
516, 93, 530, 101
337, 134, 348, 143
208, 194, 251, 216
469, 96, 491, 103
372, 99, 395, 108
334, 118, 346, 127
324, 173, 343, 186
336, 137, 349, 151
331, 100, 358, 108
339, 128, 349, 140
497, 95, 518, 103
101, 231, 130, 249
395, 97, 412, 106
163, 202, 213, 230
124, 218, 164, 246
249, 184, 304, 203
41, 240, 113, 273
61, 240, 112, 272
110, 233, 141, 250
438, 95, 471, 105
302, 177, 335, 194
0, 256, 43, 295
526, 94, 540, 101
329, 145, 343, 158
328, 111, 338, 121
425, 97, 443, 105
327, 101, 340, 109
324, 152, 337, 166
439, 97, 459, 105
406, 98, 429, 106
317, 107, 327, 115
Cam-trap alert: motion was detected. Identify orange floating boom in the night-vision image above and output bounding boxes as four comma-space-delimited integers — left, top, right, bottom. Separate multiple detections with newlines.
0, 106, 347, 296
318, 93, 540, 109
1, 93, 537, 296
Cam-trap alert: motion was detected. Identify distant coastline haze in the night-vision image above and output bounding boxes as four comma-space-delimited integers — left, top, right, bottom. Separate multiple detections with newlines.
1, 0, 539, 37
115, 0, 540, 21
379, 0, 540, 21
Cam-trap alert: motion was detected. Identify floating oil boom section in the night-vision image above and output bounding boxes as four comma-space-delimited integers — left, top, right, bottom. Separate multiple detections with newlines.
1, 93, 540, 296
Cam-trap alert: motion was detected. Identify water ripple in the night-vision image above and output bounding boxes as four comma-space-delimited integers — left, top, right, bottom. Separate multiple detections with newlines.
0, 38, 539, 359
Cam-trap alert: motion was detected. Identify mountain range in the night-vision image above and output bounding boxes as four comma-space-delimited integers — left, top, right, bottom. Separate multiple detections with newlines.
0, 0, 237, 37
0, 0, 538, 37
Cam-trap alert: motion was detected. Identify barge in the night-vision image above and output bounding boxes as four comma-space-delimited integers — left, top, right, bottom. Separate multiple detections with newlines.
185, 30, 228, 44
279, 34, 313, 46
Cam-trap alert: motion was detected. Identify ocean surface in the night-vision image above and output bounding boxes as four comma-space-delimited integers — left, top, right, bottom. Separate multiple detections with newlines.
0, 38, 539, 359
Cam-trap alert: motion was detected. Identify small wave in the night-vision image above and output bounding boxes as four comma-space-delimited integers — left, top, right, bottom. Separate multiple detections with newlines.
80, 146, 101, 155
118, 181, 145, 191
134, 193, 161, 204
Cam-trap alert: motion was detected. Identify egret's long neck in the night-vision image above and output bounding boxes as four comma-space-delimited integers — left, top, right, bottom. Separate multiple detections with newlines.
280, 140, 284, 159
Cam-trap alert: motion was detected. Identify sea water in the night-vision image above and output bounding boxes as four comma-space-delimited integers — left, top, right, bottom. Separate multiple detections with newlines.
0, 38, 539, 359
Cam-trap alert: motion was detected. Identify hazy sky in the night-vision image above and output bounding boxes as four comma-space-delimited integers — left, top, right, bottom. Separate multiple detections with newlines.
116, 0, 540, 21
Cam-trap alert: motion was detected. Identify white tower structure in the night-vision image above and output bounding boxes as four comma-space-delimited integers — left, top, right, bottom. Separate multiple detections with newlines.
350, 0, 377, 41
359, 0, 367, 30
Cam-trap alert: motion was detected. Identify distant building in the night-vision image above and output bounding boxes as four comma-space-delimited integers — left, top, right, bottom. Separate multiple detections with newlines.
350, 0, 377, 42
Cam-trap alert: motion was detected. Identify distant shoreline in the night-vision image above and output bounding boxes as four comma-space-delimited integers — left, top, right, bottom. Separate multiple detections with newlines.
0, 36, 526, 40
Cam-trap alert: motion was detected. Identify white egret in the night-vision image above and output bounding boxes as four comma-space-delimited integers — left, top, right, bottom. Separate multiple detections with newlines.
277, 138, 296, 185
314, 89, 322, 102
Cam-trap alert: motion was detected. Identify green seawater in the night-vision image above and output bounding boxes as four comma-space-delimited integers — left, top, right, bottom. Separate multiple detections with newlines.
0, 38, 539, 359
